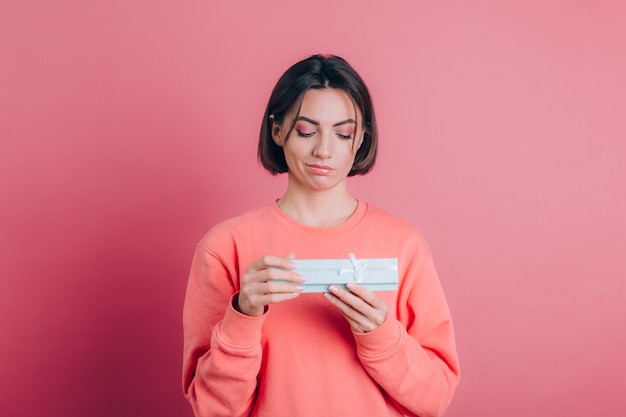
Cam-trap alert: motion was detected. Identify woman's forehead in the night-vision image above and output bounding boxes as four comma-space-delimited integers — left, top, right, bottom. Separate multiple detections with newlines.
295, 88, 361, 122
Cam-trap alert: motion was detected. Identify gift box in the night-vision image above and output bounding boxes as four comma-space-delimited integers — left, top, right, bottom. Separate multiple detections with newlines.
272, 253, 398, 292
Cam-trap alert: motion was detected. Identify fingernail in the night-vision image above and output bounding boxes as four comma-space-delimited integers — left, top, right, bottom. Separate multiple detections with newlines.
328, 285, 339, 293
296, 275, 306, 282
295, 285, 304, 292
346, 283, 356, 290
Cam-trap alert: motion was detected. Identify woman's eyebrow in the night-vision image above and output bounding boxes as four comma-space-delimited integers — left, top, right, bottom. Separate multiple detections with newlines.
332, 119, 357, 127
296, 116, 356, 127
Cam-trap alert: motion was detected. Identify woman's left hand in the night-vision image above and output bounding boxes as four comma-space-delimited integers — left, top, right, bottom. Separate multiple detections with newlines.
324, 283, 388, 333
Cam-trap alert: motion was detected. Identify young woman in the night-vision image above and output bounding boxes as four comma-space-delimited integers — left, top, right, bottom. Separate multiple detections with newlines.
182, 54, 460, 417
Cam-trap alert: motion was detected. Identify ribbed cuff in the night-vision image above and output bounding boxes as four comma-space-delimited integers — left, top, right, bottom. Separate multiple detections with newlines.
353, 316, 403, 358
217, 293, 267, 348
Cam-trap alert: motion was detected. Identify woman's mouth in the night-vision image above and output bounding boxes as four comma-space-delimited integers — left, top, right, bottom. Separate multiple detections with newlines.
306, 163, 334, 176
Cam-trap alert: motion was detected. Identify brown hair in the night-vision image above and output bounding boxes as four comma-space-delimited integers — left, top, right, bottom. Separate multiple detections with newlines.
258, 54, 378, 176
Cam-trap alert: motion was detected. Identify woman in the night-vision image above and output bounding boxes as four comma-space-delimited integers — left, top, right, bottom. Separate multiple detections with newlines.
182, 54, 460, 417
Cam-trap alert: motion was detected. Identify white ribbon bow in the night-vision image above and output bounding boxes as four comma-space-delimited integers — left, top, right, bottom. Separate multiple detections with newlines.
338, 253, 365, 283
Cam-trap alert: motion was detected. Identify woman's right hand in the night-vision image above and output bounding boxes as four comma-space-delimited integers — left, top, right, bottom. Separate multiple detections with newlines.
237, 254, 306, 317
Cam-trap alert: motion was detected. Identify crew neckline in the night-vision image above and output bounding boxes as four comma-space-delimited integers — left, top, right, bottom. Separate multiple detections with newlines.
266, 200, 368, 239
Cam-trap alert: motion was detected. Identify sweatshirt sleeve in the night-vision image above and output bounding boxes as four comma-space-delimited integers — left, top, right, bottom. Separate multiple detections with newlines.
353, 250, 460, 417
182, 242, 265, 417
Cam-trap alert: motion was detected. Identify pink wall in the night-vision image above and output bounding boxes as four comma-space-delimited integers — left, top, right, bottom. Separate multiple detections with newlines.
1, 1, 624, 416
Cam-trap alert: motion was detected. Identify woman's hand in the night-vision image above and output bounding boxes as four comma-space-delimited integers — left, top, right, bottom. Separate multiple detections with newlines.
324, 283, 388, 333
237, 254, 306, 317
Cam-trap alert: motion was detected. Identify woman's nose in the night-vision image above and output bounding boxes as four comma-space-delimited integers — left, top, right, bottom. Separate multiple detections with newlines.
313, 132, 332, 158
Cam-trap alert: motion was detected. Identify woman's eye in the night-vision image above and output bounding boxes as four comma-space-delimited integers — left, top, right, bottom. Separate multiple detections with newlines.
296, 130, 315, 138
336, 129, 354, 140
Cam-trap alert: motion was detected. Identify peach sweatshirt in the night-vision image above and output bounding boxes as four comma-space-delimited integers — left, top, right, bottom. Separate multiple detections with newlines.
182, 201, 460, 417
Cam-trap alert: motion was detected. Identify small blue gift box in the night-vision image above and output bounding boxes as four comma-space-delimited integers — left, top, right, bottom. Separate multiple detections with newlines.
272, 253, 398, 293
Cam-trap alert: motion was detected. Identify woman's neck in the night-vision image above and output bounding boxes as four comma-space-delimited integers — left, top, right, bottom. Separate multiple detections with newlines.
277, 186, 358, 228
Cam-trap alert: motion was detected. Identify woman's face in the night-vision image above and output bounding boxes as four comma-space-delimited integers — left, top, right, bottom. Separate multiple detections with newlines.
272, 88, 364, 193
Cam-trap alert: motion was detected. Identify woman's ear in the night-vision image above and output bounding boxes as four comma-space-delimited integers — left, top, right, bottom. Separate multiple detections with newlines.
270, 114, 283, 147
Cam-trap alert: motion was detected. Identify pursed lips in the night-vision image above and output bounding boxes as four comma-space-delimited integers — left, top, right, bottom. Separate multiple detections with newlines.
306, 163, 334, 175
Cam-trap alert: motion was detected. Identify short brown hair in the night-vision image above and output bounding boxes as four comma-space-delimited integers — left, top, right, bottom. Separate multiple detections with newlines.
258, 54, 378, 176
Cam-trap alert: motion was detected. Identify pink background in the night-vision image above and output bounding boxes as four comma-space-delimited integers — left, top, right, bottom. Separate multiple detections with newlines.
1, 1, 625, 416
